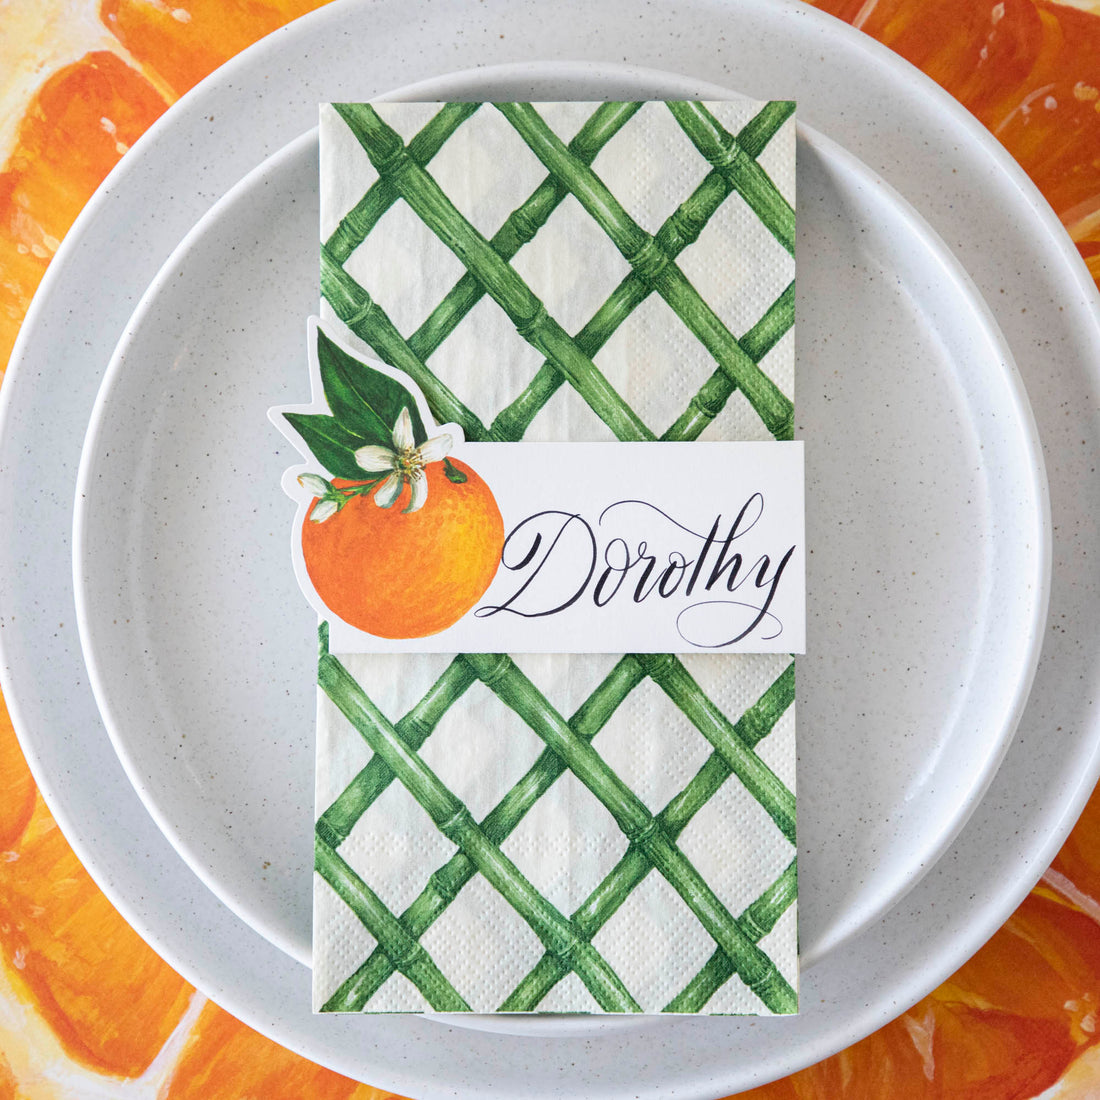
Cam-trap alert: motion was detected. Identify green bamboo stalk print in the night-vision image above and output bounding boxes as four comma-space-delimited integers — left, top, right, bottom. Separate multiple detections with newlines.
324, 102, 644, 442
734, 99, 797, 160
320, 655, 646, 1013
320, 657, 794, 1012
500, 662, 796, 1011
315, 655, 477, 848
332, 102, 658, 443
635, 653, 796, 844
662, 280, 795, 442
320, 245, 489, 441
493, 102, 795, 440
664, 859, 798, 1013
314, 834, 470, 1011
406, 102, 643, 369
666, 100, 796, 256
489, 101, 795, 443
462, 653, 797, 1013
318, 649, 643, 1012
325, 102, 481, 263
321, 100, 794, 445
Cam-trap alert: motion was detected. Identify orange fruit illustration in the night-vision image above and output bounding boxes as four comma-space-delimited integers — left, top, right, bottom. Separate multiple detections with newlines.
301, 459, 504, 638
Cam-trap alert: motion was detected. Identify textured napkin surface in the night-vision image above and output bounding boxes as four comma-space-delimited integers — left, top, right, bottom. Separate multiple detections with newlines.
312, 100, 797, 1014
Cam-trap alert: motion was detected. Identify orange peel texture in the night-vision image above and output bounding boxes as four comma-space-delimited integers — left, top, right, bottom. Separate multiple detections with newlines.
0, 798, 192, 1076
162, 1001, 379, 1100
99, 0, 327, 99
301, 459, 505, 639
0, 692, 34, 849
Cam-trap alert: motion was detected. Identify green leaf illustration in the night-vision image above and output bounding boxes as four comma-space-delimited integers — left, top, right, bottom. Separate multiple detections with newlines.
282, 412, 368, 480
317, 327, 427, 447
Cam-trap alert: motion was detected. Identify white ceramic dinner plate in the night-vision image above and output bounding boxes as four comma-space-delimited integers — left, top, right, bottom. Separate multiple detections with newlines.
4, 2, 1100, 1097
72, 108, 1046, 977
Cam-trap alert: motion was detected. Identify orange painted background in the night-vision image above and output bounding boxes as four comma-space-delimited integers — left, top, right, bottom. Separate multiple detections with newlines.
2, 0, 1100, 1096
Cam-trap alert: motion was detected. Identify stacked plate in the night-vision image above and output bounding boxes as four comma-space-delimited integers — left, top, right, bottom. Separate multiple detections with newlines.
3, 2, 1100, 1097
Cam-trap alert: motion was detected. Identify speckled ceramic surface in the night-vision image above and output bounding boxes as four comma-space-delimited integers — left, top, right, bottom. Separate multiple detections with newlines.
72, 109, 1043, 984
2, 1, 1098, 1096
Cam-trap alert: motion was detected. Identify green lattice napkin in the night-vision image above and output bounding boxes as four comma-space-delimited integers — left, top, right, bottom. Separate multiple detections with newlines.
310, 100, 798, 1013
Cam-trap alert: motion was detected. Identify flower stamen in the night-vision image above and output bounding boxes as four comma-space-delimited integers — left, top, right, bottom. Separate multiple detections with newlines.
352, 407, 452, 513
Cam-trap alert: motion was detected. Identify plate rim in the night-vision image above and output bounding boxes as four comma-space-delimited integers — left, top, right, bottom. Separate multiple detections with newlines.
69, 112, 1051, 979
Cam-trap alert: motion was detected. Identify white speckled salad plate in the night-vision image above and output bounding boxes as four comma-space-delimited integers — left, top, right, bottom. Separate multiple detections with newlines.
3, 2, 1100, 1097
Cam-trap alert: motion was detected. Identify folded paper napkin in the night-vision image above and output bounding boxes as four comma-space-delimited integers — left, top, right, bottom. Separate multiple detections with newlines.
310, 99, 798, 1013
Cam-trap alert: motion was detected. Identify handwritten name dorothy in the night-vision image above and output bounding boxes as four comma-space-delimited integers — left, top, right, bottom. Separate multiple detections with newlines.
476, 494, 798, 648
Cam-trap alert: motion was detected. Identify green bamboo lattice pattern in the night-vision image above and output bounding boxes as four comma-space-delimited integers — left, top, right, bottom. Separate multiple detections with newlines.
315, 100, 797, 1012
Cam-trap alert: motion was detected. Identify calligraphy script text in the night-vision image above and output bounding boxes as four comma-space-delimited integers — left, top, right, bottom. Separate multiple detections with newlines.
476, 495, 796, 648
